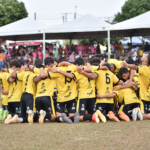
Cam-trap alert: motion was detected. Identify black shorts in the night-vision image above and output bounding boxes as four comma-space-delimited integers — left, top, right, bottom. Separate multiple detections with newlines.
96, 103, 113, 114
7, 102, 20, 116
119, 103, 139, 117
20, 93, 34, 118
35, 96, 55, 115
77, 98, 96, 115
141, 100, 150, 114
56, 99, 76, 114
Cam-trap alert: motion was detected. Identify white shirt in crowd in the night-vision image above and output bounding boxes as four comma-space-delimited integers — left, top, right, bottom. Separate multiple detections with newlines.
132, 50, 137, 61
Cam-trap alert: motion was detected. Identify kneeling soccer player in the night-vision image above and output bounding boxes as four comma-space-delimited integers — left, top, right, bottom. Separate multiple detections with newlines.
77, 61, 123, 122
31, 57, 57, 123
97, 83, 143, 122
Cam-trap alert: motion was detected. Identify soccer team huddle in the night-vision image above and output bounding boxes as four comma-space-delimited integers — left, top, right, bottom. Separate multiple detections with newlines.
0, 53, 150, 124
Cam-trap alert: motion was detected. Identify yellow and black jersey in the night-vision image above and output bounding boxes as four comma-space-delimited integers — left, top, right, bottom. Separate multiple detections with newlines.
95, 70, 119, 104
0, 72, 10, 106
33, 67, 57, 98
137, 65, 150, 101
132, 70, 138, 83
73, 66, 99, 99
49, 65, 78, 102
64, 65, 77, 101
113, 85, 140, 105
16, 71, 37, 96
7, 69, 22, 103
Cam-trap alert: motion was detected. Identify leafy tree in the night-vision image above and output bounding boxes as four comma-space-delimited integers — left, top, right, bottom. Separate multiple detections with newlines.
0, 0, 28, 27
113, 0, 150, 23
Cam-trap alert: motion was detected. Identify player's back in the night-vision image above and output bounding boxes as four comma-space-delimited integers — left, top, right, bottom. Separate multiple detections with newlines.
114, 86, 139, 105
95, 70, 119, 104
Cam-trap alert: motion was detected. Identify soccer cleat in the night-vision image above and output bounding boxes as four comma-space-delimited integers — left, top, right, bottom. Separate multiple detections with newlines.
62, 113, 72, 124
0, 110, 3, 120
96, 110, 106, 123
92, 112, 99, 123
137, 108, 143, 121
7, 114, 19, 124
4, 114, 12, 124
74, 112, 80, 123
119, 111, 130, 122
107, 111, 120, 122
2, 110, 9, 121
28, 110, 34, 124
132, 108, 138, 121
39, 110, 46, 124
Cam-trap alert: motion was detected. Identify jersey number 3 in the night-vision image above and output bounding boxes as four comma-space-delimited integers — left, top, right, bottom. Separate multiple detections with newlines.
106, 73, 110, 84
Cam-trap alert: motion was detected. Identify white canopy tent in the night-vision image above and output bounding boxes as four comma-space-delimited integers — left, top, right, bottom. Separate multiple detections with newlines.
45, 14, 111, 58
0, 14, 112, 59
0, 17, 48, 58
45, 14, 111, 39
110, 11, 150, 37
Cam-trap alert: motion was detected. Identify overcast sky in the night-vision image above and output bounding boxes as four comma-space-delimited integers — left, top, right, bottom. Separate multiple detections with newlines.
21, 0, 126, 26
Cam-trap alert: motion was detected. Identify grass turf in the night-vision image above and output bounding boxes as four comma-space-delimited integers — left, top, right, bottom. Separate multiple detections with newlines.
0, 120, 150, 150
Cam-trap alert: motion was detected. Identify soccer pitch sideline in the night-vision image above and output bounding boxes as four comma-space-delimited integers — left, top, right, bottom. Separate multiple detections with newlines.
0, 121, 149, 150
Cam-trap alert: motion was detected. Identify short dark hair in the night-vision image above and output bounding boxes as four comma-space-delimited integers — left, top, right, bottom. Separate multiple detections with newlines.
44, 57, 54, 66
10, 60, 21, 68
17, 59, 24, 66
54, 59, 59, 64
35, 59, 42, 66
103, 63, 111, 71
90, 57, 100, 65
75, 57, 84, 65
119, 67, 129, 76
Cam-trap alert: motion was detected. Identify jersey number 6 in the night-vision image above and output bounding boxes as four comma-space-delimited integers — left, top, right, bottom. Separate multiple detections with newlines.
106, 73, 110, 84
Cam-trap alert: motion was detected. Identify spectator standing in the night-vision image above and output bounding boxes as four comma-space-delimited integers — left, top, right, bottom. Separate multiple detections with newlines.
54, 48, 58, 59
70, 51, 75, 63
45, 49, 49, 58
0, 49, 5, 71
71, 44, 76, 52
12, 46, 16, 59
144, 42, 150, 52
32, 49, 37, 65
114, 41, 119, 56
118, 42, 124, 55
37, 49, 42, 60
96, 43, 101, 54
90, 44, 95, 54
4, 45, 10, 57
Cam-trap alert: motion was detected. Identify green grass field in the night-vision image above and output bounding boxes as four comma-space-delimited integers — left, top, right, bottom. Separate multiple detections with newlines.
0, 120, 150, 150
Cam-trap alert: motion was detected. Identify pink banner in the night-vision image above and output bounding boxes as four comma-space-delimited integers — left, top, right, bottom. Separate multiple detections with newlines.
9, 42, 42, 46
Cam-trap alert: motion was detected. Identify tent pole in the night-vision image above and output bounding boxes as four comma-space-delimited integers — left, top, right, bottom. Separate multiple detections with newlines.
43, 32, 45, 64
130, 37, 132, 44
70, 39, 72, 49
107, 30, 110, 60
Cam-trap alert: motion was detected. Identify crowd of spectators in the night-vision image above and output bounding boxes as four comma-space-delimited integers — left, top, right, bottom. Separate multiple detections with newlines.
0, 41, 149, 70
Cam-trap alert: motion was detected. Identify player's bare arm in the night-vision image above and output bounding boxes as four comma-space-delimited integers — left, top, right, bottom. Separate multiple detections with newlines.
8, 77, 15, 83
50, 68, 74, 78
77, 66, 98, 79
97, 93, 117, 99
122, 62, 138, 71
0, 85, 8, 95
57, 61, 71, 67
33, 76, 41, 83
11, 68, 20, 79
